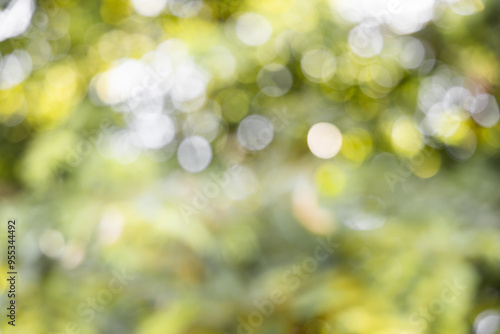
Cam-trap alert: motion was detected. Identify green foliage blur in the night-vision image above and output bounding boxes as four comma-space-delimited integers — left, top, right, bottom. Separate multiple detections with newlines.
1, 0, 500, 333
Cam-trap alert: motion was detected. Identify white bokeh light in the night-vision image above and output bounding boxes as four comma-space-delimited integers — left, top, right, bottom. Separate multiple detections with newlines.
235, 13, 273, 46
334, 0, 436, 35
400, 37, 426, 70
307, 122, 343, 159
224, 165, 258, 200
0, 50, 32, 90
96, 59, 149, 106
131, 0, 168, 17
237, 115, 274, 151
177, 136, 213, 173
90, 38, 208, 115
348, 24, 384, 58
60, 243, 85, 270
257, 63, 293, 97
89, 38, 214, 166
470, 94, 500, 128
172, 61, 208, 103
208, 46, 236, 80
131, 114, 176, 149
421, 104, 467, 138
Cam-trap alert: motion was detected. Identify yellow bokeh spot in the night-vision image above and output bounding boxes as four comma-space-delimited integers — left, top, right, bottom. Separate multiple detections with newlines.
480, 127, 500, 150
0, 86, 25, 118
137, 302, 199, 334
164, 18, 217, 51
315, 163, 346, 197
336, 54, 358, 85
391, 116, 423, 157
412, 149, 441, 179
45, 61, 77, 89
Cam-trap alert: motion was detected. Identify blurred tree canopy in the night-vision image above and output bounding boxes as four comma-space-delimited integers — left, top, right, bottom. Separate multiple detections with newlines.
1, 0, 500, 333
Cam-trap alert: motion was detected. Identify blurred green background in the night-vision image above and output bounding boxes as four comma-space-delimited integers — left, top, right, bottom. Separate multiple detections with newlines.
1, 0, 500, 333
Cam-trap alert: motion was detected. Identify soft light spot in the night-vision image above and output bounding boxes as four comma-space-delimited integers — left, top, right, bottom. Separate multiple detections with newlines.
412, 149, 441, 179
224, 165, 258, 200
344, 196, 386, 231
237, 115, 274, 151
97, 59, 149, 106
177, 136, 212, 173
421, 104, 468, 140
98, 208, 124, 246
172, 61, 208, 103
131, 0, 168, 17
235, 13, 273, 46
208, 46, 236, 80
0, 50, 32, 90
169, 0, 202, 18
471, 94, 500, 128
341, 128, 373, 162
131, 114, 175, 149
106, 130, 141, 164
0, 0, 35, 42
301, 49, 336, 82
221, 89, 249, 123
400, 37, 426, 70
450, 0, 484, 16
257, 63, 293, 97
292, 178, 335, 235
307, 122, 343, 159
446, 129, 477, 161
333, 0, 436, 35
348, 24, 383, 58
474, 310, 500, 334
61, 243, 85, 269
183, 112, 220, 142
444, 86, 473, 111
39, 229, 65, 258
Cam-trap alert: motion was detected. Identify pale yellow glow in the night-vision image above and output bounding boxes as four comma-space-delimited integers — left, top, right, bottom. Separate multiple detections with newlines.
391, 116, 423, 156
